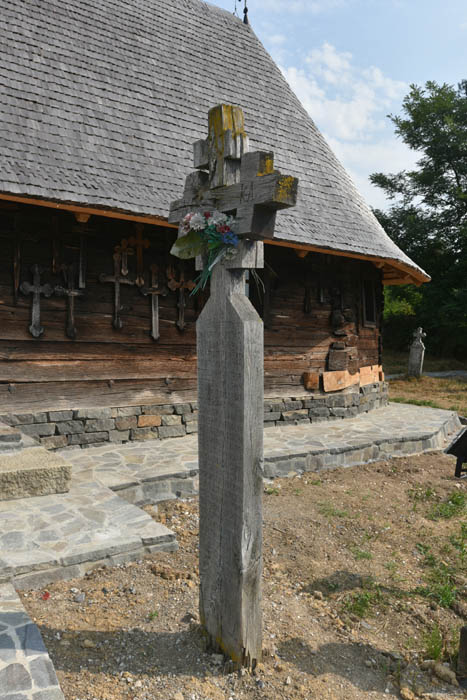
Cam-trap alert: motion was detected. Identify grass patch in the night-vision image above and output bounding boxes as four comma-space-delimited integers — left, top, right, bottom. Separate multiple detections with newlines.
423, 624, 444, 660
350, 546, 373, 560
343, 579, 385, 618
388, 375, 467, 416
427, 492, 466, 521
264, 487, 280, 496
414, 548, 458, 608
318, 502, 348, 518
408, 486, 436, 510
391, 397, 443, 409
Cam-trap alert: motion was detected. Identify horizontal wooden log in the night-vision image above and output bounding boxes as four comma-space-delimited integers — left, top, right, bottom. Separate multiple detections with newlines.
0, 377, 198, 411
0, 359, 197, 382
0, 341, 197, 361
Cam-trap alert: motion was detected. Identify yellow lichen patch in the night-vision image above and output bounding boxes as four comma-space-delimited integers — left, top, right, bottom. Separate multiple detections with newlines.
208, 104, 246, 141
256, 154, 275, 176
275, 175, 297, 202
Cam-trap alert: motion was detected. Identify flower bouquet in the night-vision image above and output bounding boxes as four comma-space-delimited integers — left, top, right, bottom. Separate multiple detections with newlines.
170, 210, 239, 294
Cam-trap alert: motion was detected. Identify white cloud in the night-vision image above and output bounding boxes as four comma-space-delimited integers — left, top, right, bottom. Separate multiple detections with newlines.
326, 136, 419, 208
268, 33, 286, 45
280, 42, 412, 207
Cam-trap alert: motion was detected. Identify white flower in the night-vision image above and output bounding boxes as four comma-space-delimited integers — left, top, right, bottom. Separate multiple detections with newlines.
189, 212, 206, 231
210, 210, 228, 227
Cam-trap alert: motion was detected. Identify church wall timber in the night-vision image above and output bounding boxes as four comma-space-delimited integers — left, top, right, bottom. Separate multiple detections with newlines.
0, 203, 385, 446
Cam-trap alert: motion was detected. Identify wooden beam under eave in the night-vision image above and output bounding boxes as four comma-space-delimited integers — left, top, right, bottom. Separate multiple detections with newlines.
264, 238, 429, 286
0, 193, 178, 229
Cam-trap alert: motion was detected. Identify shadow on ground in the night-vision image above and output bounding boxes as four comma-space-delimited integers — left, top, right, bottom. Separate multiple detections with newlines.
39, 624, 397, 696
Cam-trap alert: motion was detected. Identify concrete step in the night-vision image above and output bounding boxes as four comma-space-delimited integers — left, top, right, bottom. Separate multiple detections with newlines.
0, 446, 72, 502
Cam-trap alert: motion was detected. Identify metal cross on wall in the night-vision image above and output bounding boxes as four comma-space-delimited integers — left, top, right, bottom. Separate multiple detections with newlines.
141, 264, 168, 341
99, 252, 135, 330
169, 104, 298, 668
55, 264, 84, 339
20, 264, 53, 338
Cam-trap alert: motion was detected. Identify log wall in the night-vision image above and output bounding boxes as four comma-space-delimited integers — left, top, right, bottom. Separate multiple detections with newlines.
0, 203, 382, 415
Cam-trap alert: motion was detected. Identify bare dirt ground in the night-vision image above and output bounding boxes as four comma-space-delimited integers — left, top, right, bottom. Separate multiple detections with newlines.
21, 452, 467, 700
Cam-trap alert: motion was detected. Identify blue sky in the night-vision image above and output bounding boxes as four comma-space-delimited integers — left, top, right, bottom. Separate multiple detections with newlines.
211, 0, 467, 208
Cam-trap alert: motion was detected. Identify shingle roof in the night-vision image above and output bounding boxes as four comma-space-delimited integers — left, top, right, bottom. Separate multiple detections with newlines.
0, 0, 428, 283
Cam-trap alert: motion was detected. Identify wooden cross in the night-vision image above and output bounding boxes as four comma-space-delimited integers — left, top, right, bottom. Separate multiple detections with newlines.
170, 105, 298, 239
166, 264, 196, 332
99, 252, 135, 330
55, 264, 84, 339
74, 213, 93, 289
141, 264, 168, 341
169, 104, 298, 668
128, 224, 150, 287
12, 216, 21, 306
114, 239, 134, 277
20, 264, 53, 338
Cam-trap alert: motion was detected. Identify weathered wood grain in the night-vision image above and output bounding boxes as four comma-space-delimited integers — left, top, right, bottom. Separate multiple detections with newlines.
197, 261, 263, 667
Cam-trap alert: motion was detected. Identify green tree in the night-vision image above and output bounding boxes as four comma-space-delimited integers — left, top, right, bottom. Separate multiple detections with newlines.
371, 80, 467, 356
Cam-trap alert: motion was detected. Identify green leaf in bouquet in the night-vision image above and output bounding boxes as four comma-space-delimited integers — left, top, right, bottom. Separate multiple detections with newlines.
170, 231, 204, 259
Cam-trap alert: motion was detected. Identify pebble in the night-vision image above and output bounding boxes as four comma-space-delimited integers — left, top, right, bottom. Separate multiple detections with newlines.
285, 676, 291, 685
173, 693, 184, 700
82, 639, 96, 649
74, 592, 86, 603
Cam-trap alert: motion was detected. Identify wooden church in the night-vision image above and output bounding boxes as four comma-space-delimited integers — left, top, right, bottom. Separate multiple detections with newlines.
0, 0, 429, 449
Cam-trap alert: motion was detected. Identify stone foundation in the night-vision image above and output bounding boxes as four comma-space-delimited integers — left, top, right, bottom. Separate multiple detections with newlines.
0, 382, 388, 449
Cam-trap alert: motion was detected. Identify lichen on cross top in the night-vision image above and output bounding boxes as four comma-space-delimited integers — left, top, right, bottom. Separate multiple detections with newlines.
169, 104, 299, 240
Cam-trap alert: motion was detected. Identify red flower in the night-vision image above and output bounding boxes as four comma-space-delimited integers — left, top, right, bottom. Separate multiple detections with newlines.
217, 225, 230, 233
41, 591, 50, 601
204, 211, 211, 219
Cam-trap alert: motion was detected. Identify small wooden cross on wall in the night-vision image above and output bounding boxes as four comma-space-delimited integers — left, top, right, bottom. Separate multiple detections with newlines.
169, 104, 298, 668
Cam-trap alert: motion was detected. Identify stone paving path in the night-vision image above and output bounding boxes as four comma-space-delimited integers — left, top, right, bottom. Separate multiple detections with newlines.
0, 465, 176, 592
0, 403, 460, 594
61, 403, 461, 493
0, 583, 64, 699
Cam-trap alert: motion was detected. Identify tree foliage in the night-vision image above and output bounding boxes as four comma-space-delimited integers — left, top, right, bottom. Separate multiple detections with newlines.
371, 80, 467, 356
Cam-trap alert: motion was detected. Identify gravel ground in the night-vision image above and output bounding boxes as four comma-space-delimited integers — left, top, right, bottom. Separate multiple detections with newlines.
20, 452, 467, 700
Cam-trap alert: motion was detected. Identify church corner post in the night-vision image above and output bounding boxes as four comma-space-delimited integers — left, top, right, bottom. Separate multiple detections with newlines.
169, 103, 298, 668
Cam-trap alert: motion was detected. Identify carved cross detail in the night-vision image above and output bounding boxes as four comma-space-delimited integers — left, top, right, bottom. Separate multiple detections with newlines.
20, 264, 53, 338
169, 104, 298, 239
141, 264, 168, 341
128, 224, 150, 288
413, 327, 426, 344
99, 252, 135, 330
55, 264, 84, 339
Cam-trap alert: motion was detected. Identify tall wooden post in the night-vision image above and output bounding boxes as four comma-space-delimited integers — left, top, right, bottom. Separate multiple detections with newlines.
197, 241, 264, 666
169, 104, 298, 668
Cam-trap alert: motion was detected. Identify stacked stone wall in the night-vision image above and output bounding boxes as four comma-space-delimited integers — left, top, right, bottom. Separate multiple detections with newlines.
0, 382, 388, 449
